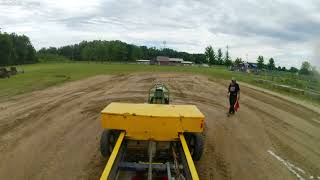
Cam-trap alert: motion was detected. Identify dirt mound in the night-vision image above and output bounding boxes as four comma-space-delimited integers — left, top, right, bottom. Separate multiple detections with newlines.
0, 73, 319, 180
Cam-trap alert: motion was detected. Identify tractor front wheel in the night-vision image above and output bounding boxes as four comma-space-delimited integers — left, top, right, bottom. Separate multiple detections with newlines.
100, 129, 119, 158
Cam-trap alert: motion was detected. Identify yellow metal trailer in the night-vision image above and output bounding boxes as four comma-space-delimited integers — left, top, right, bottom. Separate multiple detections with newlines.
100, 102, 205, 180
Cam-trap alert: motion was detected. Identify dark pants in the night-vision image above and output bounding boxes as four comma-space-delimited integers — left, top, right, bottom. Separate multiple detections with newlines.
229, 95, 237, 114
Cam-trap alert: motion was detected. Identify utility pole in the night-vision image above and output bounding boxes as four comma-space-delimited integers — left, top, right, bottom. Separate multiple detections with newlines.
71, 45, 74, 61
226, 45, 229, 60
163, 41, 166, 49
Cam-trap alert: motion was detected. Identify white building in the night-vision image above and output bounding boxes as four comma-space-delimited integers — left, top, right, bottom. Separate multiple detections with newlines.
136, 60, 150, 64
181, 61, 193, 66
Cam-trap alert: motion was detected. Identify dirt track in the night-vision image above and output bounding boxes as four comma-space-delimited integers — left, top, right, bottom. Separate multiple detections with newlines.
0, 73, 319, 180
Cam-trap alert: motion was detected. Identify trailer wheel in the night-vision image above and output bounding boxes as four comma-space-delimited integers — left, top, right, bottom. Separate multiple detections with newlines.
100, 130, 119, 158
184, 133, 204, 161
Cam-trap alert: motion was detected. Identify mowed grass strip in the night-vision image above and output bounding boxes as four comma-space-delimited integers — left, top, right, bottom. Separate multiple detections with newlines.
0, 63, 230, 97
0, 62, 318, 106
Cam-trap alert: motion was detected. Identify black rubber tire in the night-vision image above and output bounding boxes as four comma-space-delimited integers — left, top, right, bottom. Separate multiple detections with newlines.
184, 133, 204, 161
100, 130, 119, 158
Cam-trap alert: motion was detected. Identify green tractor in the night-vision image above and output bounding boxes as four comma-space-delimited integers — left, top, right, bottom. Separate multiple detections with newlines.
147, 83, 204, 161
148, 83, 170, 104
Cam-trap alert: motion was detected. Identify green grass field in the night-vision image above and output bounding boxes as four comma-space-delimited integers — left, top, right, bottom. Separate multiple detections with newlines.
0, 62, 319, 105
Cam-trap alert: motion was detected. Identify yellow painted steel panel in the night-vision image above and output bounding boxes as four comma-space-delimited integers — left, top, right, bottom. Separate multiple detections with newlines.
101, 103, 205, 141
102, 102, 205, 118
100, 132, 125, 180
179, 134, 200, 180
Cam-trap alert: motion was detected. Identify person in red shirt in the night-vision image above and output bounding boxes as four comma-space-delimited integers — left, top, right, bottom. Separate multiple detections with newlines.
228, 77, 240, 116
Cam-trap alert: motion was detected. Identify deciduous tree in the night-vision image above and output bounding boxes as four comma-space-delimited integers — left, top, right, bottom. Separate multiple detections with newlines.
300, 61, 311, 75
234, 57, 243, 66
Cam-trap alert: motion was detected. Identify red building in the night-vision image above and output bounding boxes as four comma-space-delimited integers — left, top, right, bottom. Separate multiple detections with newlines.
150, 56, 170, 65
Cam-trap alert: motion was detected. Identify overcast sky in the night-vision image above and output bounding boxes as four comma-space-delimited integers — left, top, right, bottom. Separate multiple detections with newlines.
1, 0, 320, 68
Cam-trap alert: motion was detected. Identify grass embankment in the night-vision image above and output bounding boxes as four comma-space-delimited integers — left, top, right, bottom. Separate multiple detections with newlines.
0, 62, 319, 106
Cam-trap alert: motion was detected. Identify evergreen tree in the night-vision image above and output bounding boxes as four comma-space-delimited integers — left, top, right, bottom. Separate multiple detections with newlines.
267, 58, 276, 70
205, 45, 216, 65
217, 48, 223, 65
281, 66, 287, 71
257, 56, 264, 69
224, 48, 232, 66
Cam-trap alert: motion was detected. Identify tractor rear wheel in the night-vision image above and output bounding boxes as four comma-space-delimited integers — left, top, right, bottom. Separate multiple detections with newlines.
100, 129, 120, 158
184, 133, 204, 161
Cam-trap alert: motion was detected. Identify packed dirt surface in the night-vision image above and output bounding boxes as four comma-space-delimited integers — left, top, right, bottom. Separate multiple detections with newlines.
0, 73, 319, 180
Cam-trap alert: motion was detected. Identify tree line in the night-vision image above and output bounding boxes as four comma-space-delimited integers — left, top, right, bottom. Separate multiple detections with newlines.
40, 40, 318, 76
255, 55, 318, 75
39, 41, 234, 67
204, 45, 318, 75
204, 46, 232, 66
0, 32, 37, 66
0, 30, 317, 76
38, 40, 207, 64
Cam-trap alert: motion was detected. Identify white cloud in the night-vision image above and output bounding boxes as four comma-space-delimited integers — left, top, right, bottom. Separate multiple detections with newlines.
0, 0, 319, 68
312, 39, 320, 68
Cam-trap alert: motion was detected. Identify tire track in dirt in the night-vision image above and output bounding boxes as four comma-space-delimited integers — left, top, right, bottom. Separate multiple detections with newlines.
0, 72, 319, 180
243, 101, 320, 175
240, 86, 320, 127
0, 74, 133, 180
0, 75, 130, 154
0, 94, 84, 154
